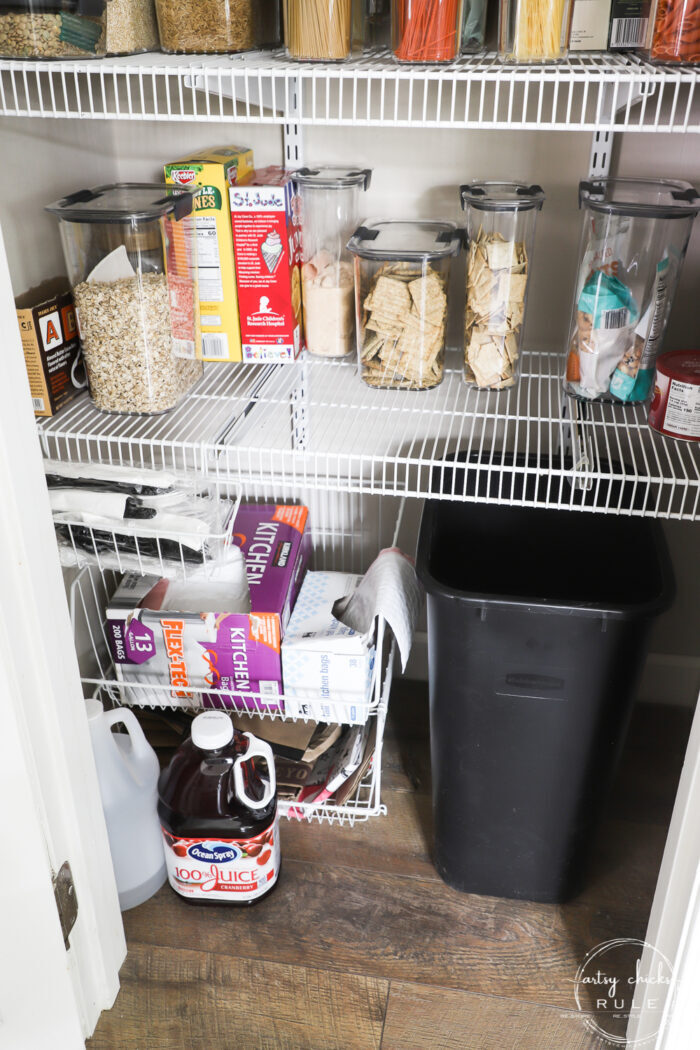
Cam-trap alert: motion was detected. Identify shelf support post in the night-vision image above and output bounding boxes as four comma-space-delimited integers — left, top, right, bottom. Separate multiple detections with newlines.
284, 75, 304, 169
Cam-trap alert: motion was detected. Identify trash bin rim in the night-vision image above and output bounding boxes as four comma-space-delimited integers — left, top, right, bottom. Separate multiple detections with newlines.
416, 501, 675, 621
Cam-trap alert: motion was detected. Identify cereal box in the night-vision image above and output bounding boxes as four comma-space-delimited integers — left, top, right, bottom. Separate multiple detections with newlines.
15, 278, 85, 417
165, 146, 254, 363
229, 166, 303, 362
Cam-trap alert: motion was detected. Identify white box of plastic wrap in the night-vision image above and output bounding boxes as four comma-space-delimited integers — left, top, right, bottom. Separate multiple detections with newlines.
281, 572, 375, 723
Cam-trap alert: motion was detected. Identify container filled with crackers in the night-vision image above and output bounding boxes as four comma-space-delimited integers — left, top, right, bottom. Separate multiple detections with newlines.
461, 182, 544, 391
347, 220, 462, 391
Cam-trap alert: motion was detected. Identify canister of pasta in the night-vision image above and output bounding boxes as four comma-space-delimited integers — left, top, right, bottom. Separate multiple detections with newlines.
499, 0, 574, 60
643, 0, 700, 63
284, 0, 354, 59
648, 351, 700, 442
392, 0, 464, 61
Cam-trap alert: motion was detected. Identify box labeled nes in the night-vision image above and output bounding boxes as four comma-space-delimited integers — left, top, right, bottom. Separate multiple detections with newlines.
282, 571, 376, 723
16, 278, 85, 417
229, 166, 303, 362
165, 146, 254, 363
570, 0, 613, 47
106, 504, 310, 713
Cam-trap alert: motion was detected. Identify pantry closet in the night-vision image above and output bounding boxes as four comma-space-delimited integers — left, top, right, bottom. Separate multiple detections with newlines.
0, 49, 698, 1049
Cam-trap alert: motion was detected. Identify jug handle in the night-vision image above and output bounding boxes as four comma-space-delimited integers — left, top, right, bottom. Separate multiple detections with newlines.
233, 734, 276, 812
103, 707, 154, 775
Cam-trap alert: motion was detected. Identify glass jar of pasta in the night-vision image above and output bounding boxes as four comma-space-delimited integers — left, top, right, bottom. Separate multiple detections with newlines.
498, 0, 573, 61
643, 0, 700, 63
284, 0, 353, 59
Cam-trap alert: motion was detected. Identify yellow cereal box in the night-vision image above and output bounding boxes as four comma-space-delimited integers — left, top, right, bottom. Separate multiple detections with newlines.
165, 146, 254, 362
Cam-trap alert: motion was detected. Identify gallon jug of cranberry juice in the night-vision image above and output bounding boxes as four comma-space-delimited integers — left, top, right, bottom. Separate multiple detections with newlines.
158, 711, 279, 904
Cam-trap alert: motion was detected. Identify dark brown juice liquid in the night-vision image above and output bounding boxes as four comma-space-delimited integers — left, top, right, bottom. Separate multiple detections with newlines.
158, 730, 278, 906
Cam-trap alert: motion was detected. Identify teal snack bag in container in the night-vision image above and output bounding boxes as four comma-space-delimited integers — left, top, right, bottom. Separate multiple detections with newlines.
565, 178, 700, 404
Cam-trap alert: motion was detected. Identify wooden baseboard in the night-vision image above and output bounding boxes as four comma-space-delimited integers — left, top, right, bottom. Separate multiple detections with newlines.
402, 632, 700, 709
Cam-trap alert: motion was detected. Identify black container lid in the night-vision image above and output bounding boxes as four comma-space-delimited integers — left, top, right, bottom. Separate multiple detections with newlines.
293, 166, 372, 191
579, 177, 700, 219
461, 182, 545, 213
347, 219, 462, 261
45, 183, 196, 224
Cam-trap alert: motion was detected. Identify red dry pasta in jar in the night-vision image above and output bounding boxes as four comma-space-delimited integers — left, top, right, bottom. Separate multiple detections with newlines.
646, 0, 700, 63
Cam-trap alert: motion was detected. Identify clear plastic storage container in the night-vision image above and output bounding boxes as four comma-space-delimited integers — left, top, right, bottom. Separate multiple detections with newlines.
392, 0, 464, 61
284, 0, 353, 59
156, 0, 281, 53
461, 182, 544, 390
347, 219, 462, 391
0, 0, 159, 57
498, 0, 573, 60
295, 166, 372, 359
461, 0, 487, 51
356, 0, 391, 49
565, 178, 700, 404
46, 183, 202, 416
643, 0, 700, 64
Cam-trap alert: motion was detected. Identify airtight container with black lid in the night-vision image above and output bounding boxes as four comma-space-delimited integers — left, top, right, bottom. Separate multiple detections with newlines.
294, 166, 372, 359
461, 181, 545, 391
46, 184, 202, 416
565, 177, 700, 404
347, 220, 462, 391
0, 0, 159, 58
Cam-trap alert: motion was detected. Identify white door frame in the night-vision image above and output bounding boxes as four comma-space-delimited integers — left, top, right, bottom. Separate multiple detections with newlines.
627, 688, 700, 1048
0, 222, 125, 1046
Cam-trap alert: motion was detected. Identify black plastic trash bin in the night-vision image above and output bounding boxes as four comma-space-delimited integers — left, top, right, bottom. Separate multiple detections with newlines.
417, 469, 674, 904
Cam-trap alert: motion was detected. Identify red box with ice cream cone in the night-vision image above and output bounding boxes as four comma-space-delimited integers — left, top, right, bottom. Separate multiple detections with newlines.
229, 167, 303, 362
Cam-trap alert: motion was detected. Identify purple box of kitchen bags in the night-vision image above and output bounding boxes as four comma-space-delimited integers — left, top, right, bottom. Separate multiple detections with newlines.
106, 504, 310, 713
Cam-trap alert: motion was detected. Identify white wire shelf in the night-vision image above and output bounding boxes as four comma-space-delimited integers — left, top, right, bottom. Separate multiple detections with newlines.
54, 492, 240, 582
39, 352, 700, 519
71, 563, 392, 824
0, 50, 698, 132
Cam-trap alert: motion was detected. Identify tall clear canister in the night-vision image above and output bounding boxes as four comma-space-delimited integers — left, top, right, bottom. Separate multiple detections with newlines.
565, 178, 700, 404
46, 183, 202, 415
294, 166, 372, 359
461, 181, 544, 391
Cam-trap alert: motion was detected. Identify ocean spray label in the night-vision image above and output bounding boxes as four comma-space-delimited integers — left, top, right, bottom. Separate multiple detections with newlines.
162, 815, 279, 902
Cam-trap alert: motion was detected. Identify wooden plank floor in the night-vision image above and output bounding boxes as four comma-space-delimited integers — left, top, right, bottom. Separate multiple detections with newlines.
88, 684, 691, 1050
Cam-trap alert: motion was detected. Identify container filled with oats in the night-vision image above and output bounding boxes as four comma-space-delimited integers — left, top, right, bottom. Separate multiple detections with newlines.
294, 166, 372, 359
0, 0, 159, 58
46, 183, 202, 416
461, 182, 545, 391
347, 220, 461, 391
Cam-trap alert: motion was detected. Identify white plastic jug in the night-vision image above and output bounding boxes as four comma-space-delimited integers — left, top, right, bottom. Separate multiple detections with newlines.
86, 699, 166, 911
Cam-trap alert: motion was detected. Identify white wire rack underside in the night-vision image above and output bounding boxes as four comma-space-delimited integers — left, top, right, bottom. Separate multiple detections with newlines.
38, 351, 700, 519
71, 562, 392, 824
1, 51, 699, 131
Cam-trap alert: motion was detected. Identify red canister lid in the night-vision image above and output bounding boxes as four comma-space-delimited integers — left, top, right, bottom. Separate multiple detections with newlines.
656, 350, 700, 385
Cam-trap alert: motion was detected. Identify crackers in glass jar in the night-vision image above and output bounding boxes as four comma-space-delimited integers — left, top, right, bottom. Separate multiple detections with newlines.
360, 263, 447, 390
465, 228, 528, 390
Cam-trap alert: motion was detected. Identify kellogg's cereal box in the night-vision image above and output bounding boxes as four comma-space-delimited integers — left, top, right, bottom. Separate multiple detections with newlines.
165, 146, 254, 363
